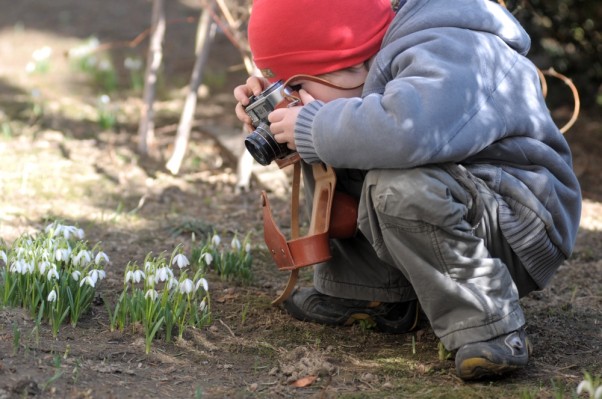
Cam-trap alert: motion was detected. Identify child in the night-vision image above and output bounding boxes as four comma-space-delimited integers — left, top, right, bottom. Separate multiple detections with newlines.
233, 0, 581, 380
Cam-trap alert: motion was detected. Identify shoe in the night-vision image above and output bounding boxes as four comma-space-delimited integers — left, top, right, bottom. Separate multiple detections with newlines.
282, 287, 419, 334
455, 327, 532, 380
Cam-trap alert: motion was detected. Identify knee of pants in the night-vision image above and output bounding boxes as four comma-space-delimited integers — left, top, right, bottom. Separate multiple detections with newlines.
359, 167, 471, 228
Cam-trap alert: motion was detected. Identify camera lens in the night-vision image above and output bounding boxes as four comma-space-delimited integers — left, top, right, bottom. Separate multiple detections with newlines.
244, 122, 290, 166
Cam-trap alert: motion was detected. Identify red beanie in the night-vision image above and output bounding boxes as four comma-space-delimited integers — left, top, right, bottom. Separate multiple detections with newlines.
248, 0, 395, 82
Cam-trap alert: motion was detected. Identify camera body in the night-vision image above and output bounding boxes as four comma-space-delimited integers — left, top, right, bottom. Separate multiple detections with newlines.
244, 80, 299, 166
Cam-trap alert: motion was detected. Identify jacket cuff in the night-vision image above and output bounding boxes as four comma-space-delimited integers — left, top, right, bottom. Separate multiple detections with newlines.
294, 100, 325, 164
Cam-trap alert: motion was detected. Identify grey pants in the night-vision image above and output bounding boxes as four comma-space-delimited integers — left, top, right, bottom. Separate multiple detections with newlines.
303, 163, 538, 350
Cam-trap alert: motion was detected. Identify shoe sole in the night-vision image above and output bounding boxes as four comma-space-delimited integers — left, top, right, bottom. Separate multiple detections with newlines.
457, 358, 522, 380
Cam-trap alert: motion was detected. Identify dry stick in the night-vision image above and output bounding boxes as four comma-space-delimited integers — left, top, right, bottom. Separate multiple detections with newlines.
166, 1, 217, 174
137, 0, 166, 156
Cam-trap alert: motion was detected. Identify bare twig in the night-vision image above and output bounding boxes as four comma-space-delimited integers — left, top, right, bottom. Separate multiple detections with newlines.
166, 1, 217, 174
137, 0, 166, 155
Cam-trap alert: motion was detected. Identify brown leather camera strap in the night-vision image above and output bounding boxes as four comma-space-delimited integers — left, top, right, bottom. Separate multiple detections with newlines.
263, 161, 336, 305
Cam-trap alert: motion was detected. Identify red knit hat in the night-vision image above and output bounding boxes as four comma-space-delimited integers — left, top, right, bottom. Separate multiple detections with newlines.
248, 0, 395, 82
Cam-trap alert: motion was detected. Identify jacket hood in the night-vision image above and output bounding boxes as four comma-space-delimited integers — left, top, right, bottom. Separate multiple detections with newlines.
385, 0, 531, 55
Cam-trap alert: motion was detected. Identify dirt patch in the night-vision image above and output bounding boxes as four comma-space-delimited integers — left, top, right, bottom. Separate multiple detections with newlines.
0, 1, 601, 398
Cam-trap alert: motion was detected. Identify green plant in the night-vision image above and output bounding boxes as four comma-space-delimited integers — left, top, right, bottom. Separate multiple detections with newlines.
124, 56, 144, 92
192, 233, 253, 284
97, 94, 117, 130
68, 37, 118, 92
110, 246, 211, 354
577, 372, 602, 399
25, 46, 52, 74
0, 222, 107, 336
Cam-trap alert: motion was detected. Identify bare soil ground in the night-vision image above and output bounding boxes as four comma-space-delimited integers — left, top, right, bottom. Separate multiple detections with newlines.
0, 1, 600, 398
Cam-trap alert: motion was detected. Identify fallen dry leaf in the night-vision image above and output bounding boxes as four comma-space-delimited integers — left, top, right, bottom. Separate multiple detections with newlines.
289, 375, 317, 388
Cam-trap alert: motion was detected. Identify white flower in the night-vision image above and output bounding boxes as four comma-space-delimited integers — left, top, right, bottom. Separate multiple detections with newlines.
47, 290, 57, 302
97, 59, 112, 71
231, 237, 241, 251
71, 270, 81, 281
125, 269, 145, 284
0, 250, 7, 264
577, 380, 593, 395
199, 299, 207, 312
179, 278, 194, 294
79, 275, 95, 288
75, 228, 85, 240
172, 254, 189, 269
154, 266, 172, 283
32, 46, 52, 61
202, 252, 213, 266
166, 277, 179, 290
144, 261, 154, 272
211, 234, 221, 247
195, 278, 209, 292
124, 57, 142, 70
95, 252, 109, 265
23, 261, 34, 274
54, 248, 70, 262
61, 225, 78, 240
73, 250, 92, 267
88, 269, 106, 286
47, 267, 59, 280
38, 261, 50, 275
577, 380, 602, 399
9, 261, 23, 274
245, 243, 252, 253
145, 289, 158, 301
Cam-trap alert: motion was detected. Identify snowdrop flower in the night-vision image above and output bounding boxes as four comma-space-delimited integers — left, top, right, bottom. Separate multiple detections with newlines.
47, 290, 57, 302
10, 260, 24, 274
54, 248, 70, 262
166, 277, 179, 290
88, 269, 106, 286
71, 270, 81, 281
199, 299, 207, 312
79, 275, 95, 288
124, 57, 142, 70
125, 269, 145, 284
95, 251, 109, 265
22, 261, 34, 274
179, 278, 194, 294
154, 266, 172, 283
245, 243, 252, 253
60, 225, 78, 240
195, 278, 209, 292
172, 254, 189, 269
145, 289, 158, 301
75, 228, 85, 240
38, 261, 51, 275
73, 250, 92, 267
202, 252, 213, 266
47, 266, 59, 280
144, 261, 154, 272
231, 237, 241, 251
32, 46, 52, 61
577, 380, 602, 399
97, 59, 112, 71
0, 250, 7, 264
211, 234, 221, 247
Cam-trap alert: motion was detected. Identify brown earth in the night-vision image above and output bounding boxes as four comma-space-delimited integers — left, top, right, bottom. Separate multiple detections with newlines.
0, 1, 600, 398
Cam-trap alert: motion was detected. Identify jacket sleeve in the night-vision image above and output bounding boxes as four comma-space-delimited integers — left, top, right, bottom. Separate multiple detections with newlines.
294, 30, 516, 169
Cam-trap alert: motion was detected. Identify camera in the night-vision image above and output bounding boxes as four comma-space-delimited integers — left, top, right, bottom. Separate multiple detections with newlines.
244, 80, 300, 166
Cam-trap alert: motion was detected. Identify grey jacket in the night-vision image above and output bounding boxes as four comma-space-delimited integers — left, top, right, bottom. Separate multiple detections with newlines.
294, 0, 581, 287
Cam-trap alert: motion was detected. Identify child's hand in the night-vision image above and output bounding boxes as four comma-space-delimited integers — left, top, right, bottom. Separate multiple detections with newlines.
268, 90, 315, 151
233, 76, 270, 131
